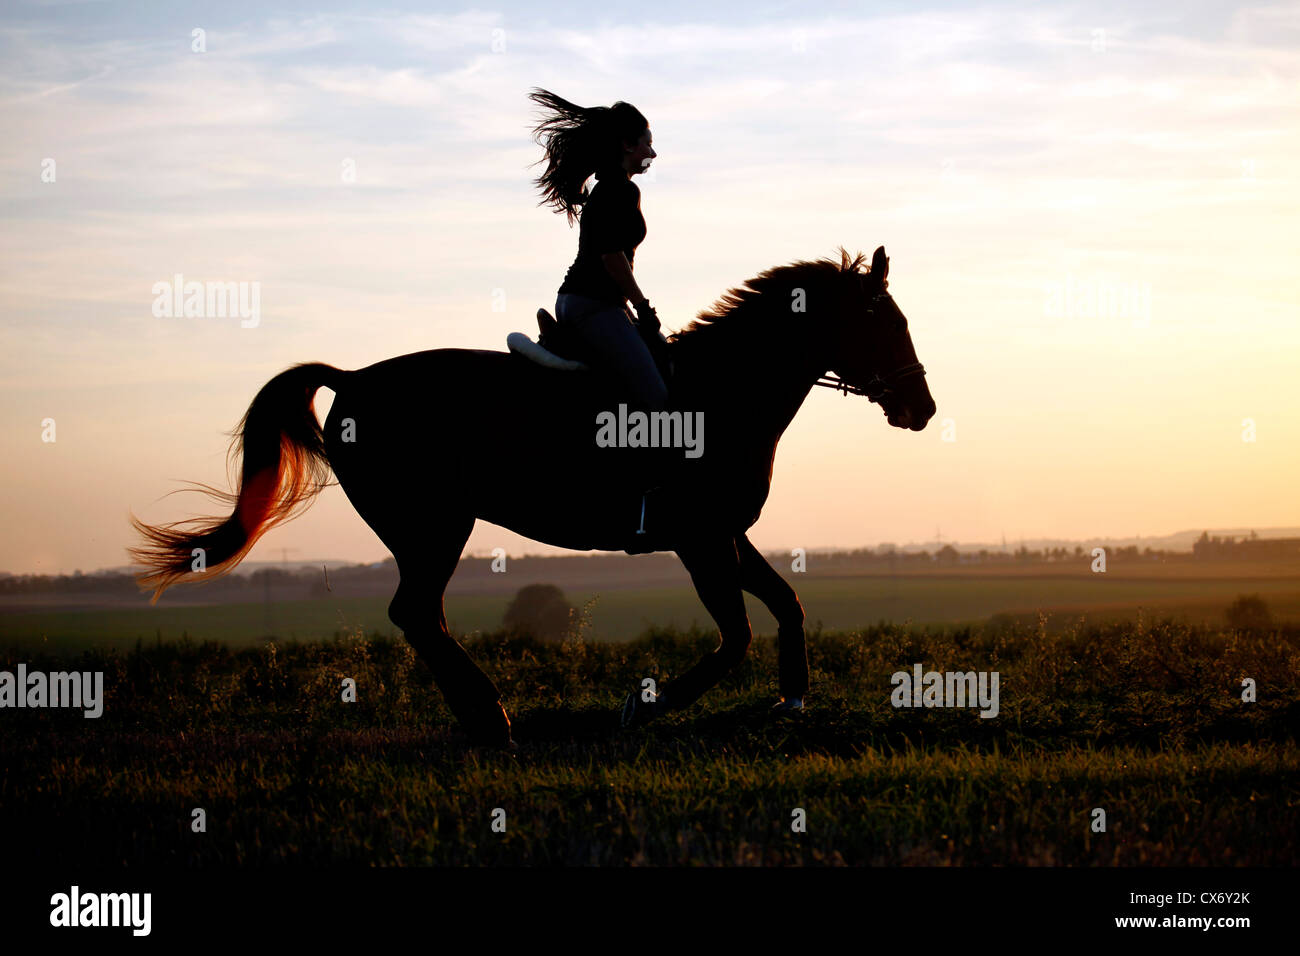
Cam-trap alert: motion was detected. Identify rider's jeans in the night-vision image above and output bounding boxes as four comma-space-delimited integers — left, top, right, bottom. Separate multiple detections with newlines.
555, 293, 669, 412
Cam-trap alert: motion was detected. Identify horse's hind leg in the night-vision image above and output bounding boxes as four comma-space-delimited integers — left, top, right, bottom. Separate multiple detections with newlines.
386, 515, 512, 747
735, 533, 809, 704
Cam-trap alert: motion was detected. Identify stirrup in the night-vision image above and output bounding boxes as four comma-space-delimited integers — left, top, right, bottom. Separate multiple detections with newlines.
626, 493, 655, 553
626, 488, 675, 554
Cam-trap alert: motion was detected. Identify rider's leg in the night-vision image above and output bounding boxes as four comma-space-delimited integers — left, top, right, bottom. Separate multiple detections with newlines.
556, 296, 680, 540
560, 298, 668, 412
580, 305, 681, 495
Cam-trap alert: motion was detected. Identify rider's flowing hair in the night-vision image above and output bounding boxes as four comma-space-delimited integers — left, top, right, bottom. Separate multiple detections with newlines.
528, 88, 648, 226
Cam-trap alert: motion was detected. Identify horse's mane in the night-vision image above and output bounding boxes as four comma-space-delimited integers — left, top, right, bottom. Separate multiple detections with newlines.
669, 247, 874, 345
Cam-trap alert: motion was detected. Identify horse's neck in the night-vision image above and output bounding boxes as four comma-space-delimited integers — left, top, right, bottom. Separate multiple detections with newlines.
672, 318, 824, 445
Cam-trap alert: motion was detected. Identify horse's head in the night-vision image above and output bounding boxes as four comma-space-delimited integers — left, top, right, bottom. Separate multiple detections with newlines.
823, 246, 935, 431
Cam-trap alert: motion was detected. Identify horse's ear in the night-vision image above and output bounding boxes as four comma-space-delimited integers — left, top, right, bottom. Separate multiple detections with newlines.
871, 246, 889, 284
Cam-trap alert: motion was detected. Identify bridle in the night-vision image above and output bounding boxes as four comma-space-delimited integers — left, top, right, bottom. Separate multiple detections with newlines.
817, 363, 925, 402
814, 286, 926, 404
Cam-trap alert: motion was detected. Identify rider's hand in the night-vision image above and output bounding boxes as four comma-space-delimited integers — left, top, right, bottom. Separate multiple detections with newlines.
634, 298, 660, 334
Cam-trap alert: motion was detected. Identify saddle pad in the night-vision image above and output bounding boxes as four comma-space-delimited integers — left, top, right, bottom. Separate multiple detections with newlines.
506, 332, 590, 371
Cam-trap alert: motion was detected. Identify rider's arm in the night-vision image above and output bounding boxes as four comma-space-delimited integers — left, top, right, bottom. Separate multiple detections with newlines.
600, 252, 645, 308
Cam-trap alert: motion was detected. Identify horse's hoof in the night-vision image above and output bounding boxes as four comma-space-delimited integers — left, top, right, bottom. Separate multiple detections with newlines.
621, 691, 661, 729
772, 697, 804, 712
468, 733, 518, 752
620, 692, 644, 729
462, 702, 516, 749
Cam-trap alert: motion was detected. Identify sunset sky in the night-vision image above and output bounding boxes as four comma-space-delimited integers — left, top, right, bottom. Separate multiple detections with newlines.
2, 1, 1297, 575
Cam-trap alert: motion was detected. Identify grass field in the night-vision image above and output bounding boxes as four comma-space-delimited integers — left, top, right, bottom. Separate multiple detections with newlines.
3, 563, 1299, 653
2, 618, 1296, 865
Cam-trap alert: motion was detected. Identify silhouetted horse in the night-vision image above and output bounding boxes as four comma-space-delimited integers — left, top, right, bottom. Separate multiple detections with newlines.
130, 246, 935, 746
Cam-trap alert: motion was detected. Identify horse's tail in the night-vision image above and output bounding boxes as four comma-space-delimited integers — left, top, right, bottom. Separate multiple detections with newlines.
128, 362, 349, 604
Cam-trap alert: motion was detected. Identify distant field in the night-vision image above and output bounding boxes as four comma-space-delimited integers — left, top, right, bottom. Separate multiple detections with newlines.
1, 563, 1297, 653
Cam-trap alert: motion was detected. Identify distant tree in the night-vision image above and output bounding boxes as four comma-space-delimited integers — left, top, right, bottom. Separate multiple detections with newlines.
503, 584, 575, 641
1193, 531, 1215, 559
936, 544, 960, 566
1225, 594, 1272, 632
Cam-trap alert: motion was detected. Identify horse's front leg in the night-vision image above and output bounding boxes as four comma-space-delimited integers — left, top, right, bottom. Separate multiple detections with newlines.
735, 534, 809, 708
656, 535, 753, 713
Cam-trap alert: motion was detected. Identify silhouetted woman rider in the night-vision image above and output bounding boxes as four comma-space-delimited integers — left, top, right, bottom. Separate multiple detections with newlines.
528, 89, 666, 414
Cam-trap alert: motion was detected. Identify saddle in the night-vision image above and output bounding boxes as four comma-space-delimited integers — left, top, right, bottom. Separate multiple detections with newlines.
507, 309, 673, 382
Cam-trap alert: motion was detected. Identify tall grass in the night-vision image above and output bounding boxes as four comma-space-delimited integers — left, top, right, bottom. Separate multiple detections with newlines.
1, 619, 1296, 864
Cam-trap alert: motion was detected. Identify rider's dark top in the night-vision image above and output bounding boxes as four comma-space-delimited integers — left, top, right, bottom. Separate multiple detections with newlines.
557, 168, 646, 307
